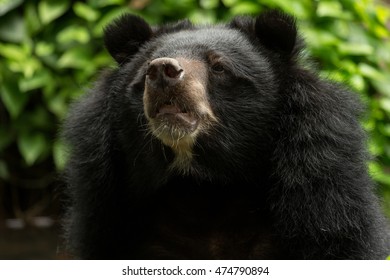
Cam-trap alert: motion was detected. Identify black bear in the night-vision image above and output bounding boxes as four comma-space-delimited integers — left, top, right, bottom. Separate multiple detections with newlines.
63, 10, 390, 259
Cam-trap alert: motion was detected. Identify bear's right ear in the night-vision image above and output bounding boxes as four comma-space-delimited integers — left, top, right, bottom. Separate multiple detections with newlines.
103, 14, 153, 64
230, 10, 299, 59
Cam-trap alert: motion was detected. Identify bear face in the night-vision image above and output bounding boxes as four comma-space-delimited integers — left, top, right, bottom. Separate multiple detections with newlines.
63, 10, 390, 259
105, 13, 286, 177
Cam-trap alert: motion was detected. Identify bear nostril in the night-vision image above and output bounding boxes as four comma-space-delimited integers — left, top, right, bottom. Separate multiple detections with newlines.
164, 64, 183, 79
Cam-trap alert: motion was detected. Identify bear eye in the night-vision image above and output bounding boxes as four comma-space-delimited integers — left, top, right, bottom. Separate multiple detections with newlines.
211, 63, 225, 74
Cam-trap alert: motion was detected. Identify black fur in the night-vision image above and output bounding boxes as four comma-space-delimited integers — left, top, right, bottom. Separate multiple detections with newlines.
63, 10, 390, 259
104, 14, 153, 64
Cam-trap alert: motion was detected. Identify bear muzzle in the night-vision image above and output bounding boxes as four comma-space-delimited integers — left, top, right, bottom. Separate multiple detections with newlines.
145, 57, 199, 135
143, 57, 217, 150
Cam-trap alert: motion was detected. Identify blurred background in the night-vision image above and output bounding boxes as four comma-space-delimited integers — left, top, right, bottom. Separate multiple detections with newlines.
1, 0, 390, 259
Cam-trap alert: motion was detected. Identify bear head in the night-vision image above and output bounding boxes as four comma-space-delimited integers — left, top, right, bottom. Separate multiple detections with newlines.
103, 10, 301, 179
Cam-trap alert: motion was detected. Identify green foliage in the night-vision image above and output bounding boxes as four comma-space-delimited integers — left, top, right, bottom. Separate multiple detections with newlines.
1, 0, 390, 216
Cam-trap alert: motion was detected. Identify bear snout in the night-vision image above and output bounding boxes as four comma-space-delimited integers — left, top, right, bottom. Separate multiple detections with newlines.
143, 56, 217, 153
146, 57, 184, 88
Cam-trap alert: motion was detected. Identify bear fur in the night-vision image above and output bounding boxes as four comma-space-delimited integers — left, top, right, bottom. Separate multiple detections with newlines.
63, 10, 390, 259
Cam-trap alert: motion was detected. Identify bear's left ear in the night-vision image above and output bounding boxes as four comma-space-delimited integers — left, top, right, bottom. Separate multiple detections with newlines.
104, 14, 153, 64
230, 10, 299, 58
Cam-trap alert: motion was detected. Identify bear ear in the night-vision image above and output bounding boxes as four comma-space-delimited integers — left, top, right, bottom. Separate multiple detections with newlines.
255, 10, 298, 56
103, 14, 153, 64
230, 10, 299, 58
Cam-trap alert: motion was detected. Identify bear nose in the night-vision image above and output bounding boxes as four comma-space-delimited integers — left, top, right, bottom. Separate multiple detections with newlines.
146, 58, 184, 87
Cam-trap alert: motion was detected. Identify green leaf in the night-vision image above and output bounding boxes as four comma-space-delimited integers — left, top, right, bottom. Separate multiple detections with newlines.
317, 1, 341, 16
373, 24, 389, 39
302, 28, 339, 48
38, 0, 70, 25
221, 0, 239, 7
358, 63, 385, 81
231, 2, 262, 15
372, 73, 390, 97
260, 0, 312, 19
0, 43, 26, 60
376, 5, 390, 25
379, 98, 390, 114
317, 1, 352, 19
73, 2, 100, 22
56, 25, 90, 44
337, 43, 374, 56
189, 10, 216, 24
46, 88, 69, 118
0, 80, 28, 118
0, 0, 23, 16
17, 133, 48, 166
87, 0, 125, 8
0, 12, 25, 43
353, 2, 371, 24
368, 135, 383, 155
200, 0, 219, 10
19, 56, 42, 78
369, 162, 390, 186
53, 140, 67, 170
379, 124, 390, 137
335, 60, 358, 74
57, 46, 92, 69
25, 2, 42, 35
19, 70, 51, 92
92, 51, 112, 68
349, 74, 365, 92
35, 41, 55, 57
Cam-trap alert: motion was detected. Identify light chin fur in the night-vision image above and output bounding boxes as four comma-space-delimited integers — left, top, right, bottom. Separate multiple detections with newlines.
150, 120, 198, 174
